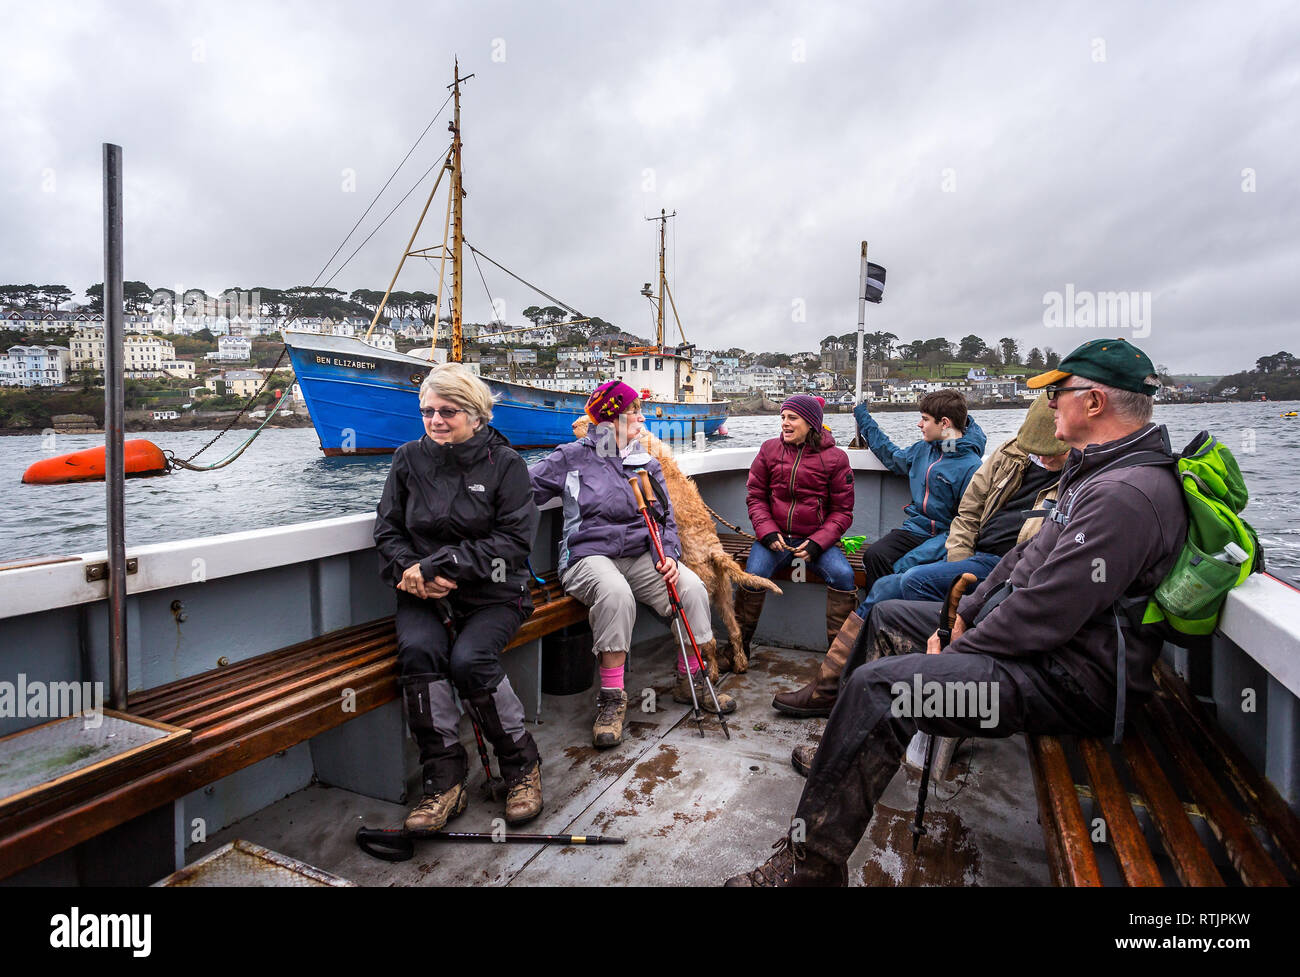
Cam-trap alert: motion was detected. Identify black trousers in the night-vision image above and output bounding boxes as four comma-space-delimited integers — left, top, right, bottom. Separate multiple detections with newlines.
796, 598, 1113, 866
395, 593, 540, 792
860, 528, 927, 594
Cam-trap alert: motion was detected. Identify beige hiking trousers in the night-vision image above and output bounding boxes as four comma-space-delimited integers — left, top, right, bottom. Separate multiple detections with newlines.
560, 550, 713, 655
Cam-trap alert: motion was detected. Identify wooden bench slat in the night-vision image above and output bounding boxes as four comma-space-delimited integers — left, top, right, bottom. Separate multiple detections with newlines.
127, 619, 394, 710
1027, 735, 1071, 886
1143, 694, 1288, 886
1078, 738, 1164, 886
1120, 731, 1225, 886
1028, 735, 1103, 886
149, 644, 399, 732
1154, 661, 1300, 877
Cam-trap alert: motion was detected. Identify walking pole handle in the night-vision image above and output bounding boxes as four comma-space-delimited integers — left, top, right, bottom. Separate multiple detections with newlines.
628, 473, 649, 513
638, 469, 658, 511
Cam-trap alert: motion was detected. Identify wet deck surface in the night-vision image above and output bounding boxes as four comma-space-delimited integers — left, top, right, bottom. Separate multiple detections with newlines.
193, 643, 1052, 886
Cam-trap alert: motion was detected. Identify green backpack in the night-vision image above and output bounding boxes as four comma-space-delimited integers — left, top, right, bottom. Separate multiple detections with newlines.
1139, 430, 1263, 645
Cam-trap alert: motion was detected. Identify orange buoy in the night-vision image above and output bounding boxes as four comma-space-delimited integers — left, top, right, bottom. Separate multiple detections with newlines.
22, 439, 169, 485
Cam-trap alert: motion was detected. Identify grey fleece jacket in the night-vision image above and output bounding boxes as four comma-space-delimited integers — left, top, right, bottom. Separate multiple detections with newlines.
950, 423, 1186, 714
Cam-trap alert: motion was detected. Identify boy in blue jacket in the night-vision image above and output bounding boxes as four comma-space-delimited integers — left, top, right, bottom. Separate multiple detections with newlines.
853, 390, 986, 591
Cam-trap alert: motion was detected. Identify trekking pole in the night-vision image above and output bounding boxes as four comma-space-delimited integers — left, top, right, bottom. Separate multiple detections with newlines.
628, 470, 731, 740
910, 572, 978, 854
626, 473, 704, 735
434, 598, 507, 801
356, 826, 625, 862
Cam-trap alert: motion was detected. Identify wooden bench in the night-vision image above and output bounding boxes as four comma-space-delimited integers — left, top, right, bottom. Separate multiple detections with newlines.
1028, 659, 1300, 886
0, 576, 585, 880
717, 532, 870, 589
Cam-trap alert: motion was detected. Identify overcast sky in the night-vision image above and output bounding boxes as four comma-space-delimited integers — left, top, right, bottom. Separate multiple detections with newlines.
3, 0, 1296, 373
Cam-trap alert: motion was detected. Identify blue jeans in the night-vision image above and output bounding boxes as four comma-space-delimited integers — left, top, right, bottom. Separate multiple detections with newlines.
745, 535, 857, 592
853, 552, 1003, 621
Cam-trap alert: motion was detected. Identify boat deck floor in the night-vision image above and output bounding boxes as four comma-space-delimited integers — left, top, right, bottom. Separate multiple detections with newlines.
191, 643, 1051, 886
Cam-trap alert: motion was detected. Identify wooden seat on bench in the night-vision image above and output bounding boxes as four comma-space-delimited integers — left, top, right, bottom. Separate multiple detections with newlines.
0, 575, 585, 880
1029, 659, 1300, 886
717, 532, 869, 588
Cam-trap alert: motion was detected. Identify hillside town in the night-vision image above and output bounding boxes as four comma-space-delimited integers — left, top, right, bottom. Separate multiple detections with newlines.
0, 285, 1257, 431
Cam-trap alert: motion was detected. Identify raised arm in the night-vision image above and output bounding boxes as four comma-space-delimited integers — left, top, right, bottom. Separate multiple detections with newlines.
853, 403, 916, 476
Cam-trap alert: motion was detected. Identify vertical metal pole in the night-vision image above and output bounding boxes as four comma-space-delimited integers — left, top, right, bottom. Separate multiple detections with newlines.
854, 241, 868, 404
850, 241, 868, 448
104, 143, 127, 711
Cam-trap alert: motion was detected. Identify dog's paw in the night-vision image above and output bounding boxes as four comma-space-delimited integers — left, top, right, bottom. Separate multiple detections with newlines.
732, 649, 749, 674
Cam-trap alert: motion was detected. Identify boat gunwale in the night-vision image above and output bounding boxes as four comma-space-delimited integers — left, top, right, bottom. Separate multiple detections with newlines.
1, 448, 1298, 700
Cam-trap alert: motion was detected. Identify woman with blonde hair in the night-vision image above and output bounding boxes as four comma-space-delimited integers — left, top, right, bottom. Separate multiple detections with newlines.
374, 363, 543, 831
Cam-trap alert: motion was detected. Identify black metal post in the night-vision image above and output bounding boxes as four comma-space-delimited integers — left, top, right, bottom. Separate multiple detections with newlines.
104, 143, 127, 711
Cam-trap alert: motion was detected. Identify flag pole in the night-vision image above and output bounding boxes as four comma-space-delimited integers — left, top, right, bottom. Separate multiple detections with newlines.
850, 241, 868, 448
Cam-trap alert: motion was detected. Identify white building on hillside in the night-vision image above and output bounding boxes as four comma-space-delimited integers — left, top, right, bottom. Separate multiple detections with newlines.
0, 345, 71, 387
70, 330, 176, 378
203, 335, 252, 362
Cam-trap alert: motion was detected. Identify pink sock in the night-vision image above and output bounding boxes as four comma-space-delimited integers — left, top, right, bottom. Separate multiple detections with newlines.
675, 654, 701, 675
599, 665, 624, 690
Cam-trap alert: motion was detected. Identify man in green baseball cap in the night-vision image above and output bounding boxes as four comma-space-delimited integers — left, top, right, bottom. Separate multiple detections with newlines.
1028, 338, 1161, 395
1026, 338, 1161, 447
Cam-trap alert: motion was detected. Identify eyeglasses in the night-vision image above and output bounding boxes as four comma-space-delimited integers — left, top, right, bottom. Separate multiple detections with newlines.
420, 406, 467, 419
1044, 385, 1100, 402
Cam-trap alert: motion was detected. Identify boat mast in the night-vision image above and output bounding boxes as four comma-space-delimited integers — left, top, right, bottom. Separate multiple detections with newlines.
647, 208, 675, 351
449, 60, 471, 364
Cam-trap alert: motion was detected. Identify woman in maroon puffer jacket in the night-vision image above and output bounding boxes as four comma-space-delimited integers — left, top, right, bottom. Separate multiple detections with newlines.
733, 395, 858, 663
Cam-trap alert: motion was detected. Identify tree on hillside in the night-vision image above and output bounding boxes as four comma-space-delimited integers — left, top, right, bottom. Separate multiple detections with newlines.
1026, 347, 1044, 369
999, 337, 1020, 366
921, 337, 955, 361
1045, 347, 1061, 369
1256, 351, 1298, 374
958, 334, 989, 360
42, 284, 74, 311
900, 340, 925, 362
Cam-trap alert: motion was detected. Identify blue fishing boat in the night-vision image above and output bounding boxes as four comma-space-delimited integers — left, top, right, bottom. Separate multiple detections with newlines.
285, 64, 728, 454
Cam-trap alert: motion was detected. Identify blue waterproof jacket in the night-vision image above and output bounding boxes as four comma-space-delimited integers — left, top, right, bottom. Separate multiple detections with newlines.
853, 403, 987, 571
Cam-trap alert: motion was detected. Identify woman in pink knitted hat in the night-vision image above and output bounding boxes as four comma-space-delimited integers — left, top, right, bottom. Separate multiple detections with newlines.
528, 381, 736, 750
729, 394, 857, 671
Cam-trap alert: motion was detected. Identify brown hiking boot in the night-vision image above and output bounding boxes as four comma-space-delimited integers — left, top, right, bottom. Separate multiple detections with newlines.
504, 763, 543, 825
772, 609, 863, 718
733, 583, 768, 662
723, 834, 847, 887
673, 669, 736, 714
592, 688, 628, 748
825, 587, 859, 649
404, 779, 468, 831
791, 743, 817, 777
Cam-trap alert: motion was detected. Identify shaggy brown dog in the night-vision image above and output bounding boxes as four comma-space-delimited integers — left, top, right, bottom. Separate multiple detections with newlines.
571, 417, 781, 681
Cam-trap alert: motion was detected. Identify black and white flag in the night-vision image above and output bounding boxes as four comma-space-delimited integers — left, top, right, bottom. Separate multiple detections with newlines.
864, 262, 886, 304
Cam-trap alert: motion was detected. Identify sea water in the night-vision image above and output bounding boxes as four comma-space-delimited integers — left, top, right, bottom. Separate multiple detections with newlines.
2, 401, 1297, 585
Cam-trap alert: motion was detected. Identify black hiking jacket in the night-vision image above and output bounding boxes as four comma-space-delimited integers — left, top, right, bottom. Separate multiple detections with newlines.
374, 425, 539, 611
952, 423, 1186, 715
